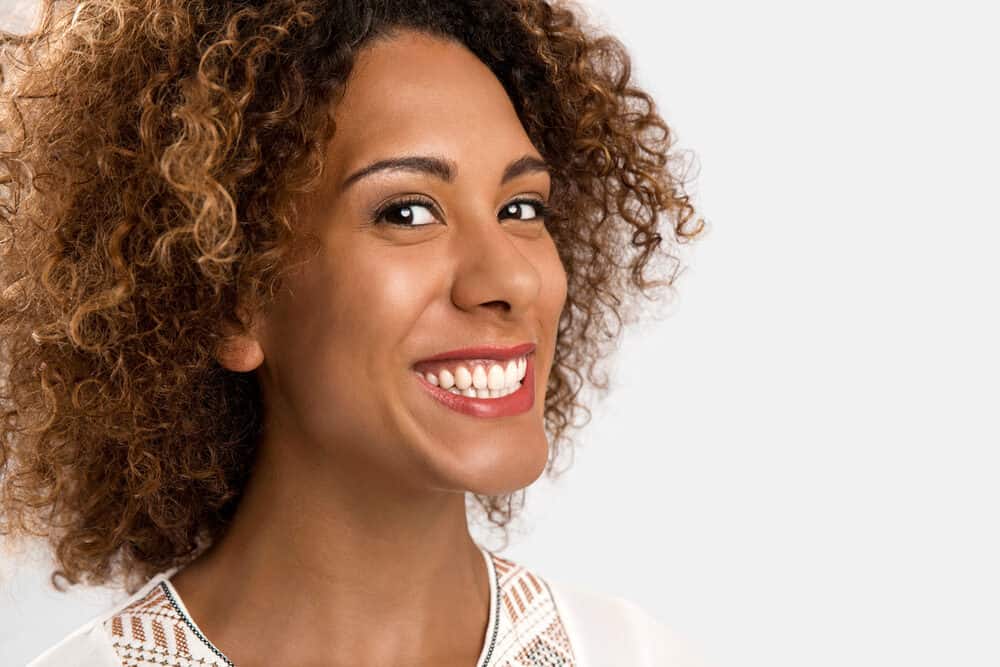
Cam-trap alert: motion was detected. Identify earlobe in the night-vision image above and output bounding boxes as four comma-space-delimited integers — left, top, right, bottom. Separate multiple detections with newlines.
214, 333, 265, 372
214, 309, 265, 372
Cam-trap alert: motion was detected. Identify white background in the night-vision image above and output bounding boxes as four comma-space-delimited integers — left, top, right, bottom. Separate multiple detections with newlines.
2, 0, 998, 665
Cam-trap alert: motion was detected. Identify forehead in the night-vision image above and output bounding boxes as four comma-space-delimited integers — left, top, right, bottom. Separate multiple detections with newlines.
327, 30, 537, 174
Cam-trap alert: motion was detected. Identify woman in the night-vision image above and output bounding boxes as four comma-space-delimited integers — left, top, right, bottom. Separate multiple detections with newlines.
1, 1, 705, 665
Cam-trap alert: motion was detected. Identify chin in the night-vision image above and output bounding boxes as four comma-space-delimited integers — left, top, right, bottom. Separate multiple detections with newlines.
396, 381, 555, 496
432, 430, 551, 497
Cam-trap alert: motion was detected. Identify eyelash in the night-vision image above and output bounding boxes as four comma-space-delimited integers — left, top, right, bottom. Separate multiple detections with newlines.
371, 195, 550, 228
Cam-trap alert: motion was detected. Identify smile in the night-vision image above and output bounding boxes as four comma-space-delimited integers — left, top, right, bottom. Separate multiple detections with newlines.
418, 357, 527, 398
413, 354, 535, 418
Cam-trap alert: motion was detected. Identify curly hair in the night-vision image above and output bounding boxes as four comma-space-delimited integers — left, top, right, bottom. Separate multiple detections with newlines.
0, 0, 704, 592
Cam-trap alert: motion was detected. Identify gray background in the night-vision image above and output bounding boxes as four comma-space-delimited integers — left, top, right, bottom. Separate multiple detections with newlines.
2, 0, 998, 665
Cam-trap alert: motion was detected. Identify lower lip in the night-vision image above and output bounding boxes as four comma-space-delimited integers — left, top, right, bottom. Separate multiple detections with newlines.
413, 355, 535, 418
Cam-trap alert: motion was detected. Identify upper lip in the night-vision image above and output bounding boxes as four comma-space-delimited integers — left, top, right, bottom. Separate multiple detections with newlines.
414, 342, 536, 366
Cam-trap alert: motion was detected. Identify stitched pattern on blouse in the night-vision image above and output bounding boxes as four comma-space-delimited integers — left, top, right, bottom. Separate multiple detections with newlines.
104, 583, 225, 667
102, 550, 575, 667
490, 553, 576, 667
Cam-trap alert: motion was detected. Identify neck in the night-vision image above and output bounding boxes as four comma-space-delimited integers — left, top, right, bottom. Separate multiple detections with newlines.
169, 434, 492, 666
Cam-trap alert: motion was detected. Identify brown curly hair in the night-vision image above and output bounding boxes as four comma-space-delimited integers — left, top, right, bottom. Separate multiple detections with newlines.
0, 0, 704, 592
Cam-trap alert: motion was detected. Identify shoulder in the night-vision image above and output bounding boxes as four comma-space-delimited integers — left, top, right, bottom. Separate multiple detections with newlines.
25, 572, 178, 667
542, 574, 710, 667
25, 615, 121, 667
489, 551, 709, 666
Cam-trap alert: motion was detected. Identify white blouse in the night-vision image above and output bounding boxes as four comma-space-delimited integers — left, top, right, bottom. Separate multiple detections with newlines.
26, 546, 706, 666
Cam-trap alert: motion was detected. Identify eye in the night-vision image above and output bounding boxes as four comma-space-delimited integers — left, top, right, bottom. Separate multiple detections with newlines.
373, 197, 439, 227
372, 196, 549, 227
500, 198, 549, 222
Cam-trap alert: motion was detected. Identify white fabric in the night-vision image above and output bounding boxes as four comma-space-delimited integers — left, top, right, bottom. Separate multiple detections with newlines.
546, 578, 709, 667
27, 571, 173, 667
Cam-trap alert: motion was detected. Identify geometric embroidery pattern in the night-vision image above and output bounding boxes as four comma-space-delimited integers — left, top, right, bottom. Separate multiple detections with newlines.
100, 549, 574, 667
103, 583, 227, 667
489, 553, 576, 666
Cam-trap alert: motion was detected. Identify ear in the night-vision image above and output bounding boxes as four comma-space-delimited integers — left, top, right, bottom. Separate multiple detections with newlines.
214, 306, 265, 373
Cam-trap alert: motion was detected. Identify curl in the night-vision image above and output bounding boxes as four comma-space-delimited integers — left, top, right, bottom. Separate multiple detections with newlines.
0, 0, 706, 592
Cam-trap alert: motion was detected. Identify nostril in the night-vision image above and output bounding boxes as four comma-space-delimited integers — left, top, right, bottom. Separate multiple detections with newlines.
482, 301, 510, 312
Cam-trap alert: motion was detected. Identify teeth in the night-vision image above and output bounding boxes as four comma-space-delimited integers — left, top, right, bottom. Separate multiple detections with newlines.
504, 361, 518, 387
455, 366, 472, 390
487, 364, 505, 390
445, 382, 522, 398
420, 355, 529, 397
472, 365, 488, 390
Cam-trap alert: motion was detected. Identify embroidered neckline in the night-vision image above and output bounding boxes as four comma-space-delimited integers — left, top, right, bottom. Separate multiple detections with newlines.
158, 580, 234, 666
105, 547, 576, 666
158, 546, 502, 667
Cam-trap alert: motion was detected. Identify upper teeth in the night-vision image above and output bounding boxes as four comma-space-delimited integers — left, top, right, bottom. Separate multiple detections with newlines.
420, 356, 527, 395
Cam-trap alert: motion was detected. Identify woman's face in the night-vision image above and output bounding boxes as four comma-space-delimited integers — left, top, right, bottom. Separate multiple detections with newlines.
248, 30, 567, 497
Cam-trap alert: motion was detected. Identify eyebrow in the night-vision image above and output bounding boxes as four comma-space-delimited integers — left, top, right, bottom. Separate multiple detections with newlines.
339, 154, 550, 192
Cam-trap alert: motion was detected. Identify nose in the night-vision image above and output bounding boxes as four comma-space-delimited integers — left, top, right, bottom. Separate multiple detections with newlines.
449, 209, 543, 320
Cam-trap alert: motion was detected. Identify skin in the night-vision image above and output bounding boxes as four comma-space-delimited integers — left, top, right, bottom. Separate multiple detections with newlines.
169, 29, 568, 667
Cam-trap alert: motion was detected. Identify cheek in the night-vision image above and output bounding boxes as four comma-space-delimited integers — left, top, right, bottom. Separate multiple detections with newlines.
537, 238, 568, 320
255, 256, 419, 456
534, 241, 568, 389
262, 248, 438, 402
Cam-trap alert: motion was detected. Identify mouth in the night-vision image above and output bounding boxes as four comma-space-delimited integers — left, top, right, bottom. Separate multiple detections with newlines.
412, 342, 536, 418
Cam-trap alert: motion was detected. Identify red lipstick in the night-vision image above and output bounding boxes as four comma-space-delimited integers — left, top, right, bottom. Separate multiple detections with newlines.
414, 342, 536, 365
413, 353, 535, 418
